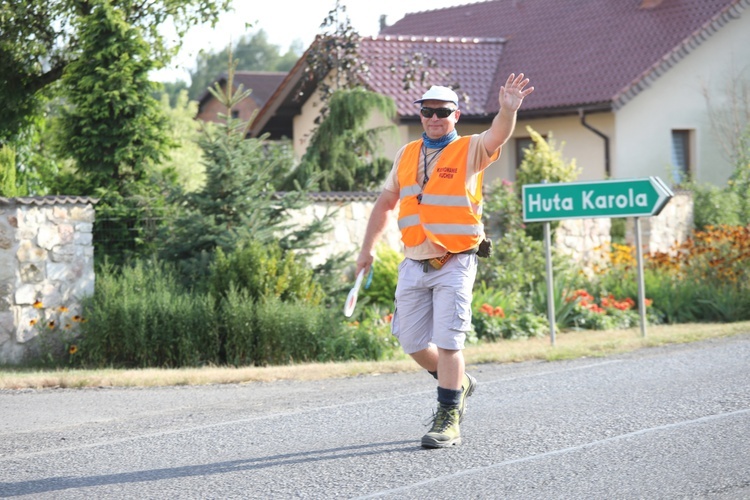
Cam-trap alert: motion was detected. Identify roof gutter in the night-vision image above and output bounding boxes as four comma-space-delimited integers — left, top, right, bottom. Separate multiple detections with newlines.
579, 108, 611, 178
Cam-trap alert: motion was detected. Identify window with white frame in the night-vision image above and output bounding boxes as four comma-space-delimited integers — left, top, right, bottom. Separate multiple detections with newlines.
671, 130, 692, 185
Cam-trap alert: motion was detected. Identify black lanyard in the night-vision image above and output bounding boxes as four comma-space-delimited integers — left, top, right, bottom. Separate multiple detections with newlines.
419, 144, 443, 204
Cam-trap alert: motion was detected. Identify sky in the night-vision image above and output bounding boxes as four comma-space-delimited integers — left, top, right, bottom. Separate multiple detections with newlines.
152, 0, 479, 83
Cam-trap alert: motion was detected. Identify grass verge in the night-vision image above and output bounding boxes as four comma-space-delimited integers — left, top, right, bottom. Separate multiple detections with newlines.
1, 321, 748, 390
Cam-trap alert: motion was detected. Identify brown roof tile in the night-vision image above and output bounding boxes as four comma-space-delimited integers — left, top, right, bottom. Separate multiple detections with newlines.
198, 71, 286, 110
379, 0, 750, 114
359, 36, 505, 116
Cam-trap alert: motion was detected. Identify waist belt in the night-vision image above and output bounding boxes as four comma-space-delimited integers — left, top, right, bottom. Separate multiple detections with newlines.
416, 247, 478, 272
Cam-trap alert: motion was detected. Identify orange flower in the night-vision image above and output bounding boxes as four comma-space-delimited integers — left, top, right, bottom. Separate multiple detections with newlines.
588, 304, 606, 314
569, 289, 595, 302
383, 313, 393, 323
68, 345, 78, 355
493, 307, 505, 318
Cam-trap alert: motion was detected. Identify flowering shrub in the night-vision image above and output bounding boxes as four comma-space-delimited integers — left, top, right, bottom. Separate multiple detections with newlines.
566, 289, 659, 330
638, 225, 750, 323
472, 302, 547, 341
647, 225, 750, 286
28, 302, 85, 366
336, 306, 401, 361
472, 302, 505, 341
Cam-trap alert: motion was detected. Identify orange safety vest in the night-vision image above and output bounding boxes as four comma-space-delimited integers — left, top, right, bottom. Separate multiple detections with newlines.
397, 137, 484, 253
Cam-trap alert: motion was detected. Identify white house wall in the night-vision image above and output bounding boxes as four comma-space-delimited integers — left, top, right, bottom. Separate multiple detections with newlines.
615, 12, 750, 186
292, 91, 321, 159
486, 114, 615, 186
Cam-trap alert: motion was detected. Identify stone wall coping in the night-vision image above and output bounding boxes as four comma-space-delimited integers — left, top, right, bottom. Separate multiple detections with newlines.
272, 191, 379, 202
0, 196, 99, 206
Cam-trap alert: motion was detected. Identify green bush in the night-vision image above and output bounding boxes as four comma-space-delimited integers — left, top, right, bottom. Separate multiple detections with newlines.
696, 284, 750, 322
483, 178, 524, 238
494, 313, 549, 340
690, 183, 742, 229
209, 240, 325, 305
0, 145, 19, 196
66, 254, 399, 369
475, 228, 576, 307
636, 270, 700, 324
475, 229, 545, 297
360, 244, 401, 309
223, 288, 400, 366
569, 303, 638, 331
529, 274, 586, 331
324, 307, 401, 362
77, 260, 219, 368
253, 296, 327, 365
515, 126, 581, 241
221, 283, 257, 366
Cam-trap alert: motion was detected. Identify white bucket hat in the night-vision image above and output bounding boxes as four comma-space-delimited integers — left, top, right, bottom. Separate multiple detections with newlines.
414, 86, 459, 106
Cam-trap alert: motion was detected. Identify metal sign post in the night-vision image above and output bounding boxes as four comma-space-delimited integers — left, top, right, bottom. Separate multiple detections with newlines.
634, 217, 647, 337
544, 219, 556, 346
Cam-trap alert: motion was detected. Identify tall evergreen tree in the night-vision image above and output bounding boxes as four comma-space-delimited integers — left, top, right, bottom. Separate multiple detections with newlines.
56, 0, 171, 190
286, 88, 396, 191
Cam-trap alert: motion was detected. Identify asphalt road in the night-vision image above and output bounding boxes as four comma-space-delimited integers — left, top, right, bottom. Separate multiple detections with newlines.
1, 334, 749, 499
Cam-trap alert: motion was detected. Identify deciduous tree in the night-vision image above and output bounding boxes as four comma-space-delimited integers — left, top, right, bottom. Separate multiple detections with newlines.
0, 0, 230, 142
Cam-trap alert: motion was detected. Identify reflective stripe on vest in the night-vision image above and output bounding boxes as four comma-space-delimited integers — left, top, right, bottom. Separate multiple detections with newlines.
419, 193, 470, 208
400, 184, 421, 198
398, 214, 421, 231
423, 223, 483, 236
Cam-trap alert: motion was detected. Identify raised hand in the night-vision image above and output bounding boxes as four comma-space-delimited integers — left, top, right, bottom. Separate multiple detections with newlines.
499, 73, 534, 112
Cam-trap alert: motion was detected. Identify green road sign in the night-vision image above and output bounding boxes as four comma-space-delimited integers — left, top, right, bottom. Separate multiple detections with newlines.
522, 177, 674, 222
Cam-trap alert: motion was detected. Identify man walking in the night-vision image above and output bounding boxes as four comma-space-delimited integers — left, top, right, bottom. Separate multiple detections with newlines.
355, 73, 534, 448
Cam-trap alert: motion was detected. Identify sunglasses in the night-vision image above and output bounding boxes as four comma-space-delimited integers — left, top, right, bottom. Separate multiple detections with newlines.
420, 107, 456, 119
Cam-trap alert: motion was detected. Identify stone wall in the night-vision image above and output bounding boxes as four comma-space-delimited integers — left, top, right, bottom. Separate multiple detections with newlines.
0, 197, 97, 364
625, 190, 693, 254
293, 192, 691, 276
555, 217, 612, 276
287, 192, 402, 269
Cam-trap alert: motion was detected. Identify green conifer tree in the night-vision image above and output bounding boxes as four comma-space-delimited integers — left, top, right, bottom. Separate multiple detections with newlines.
161, 60, 328, 266
56, 0, 170, 190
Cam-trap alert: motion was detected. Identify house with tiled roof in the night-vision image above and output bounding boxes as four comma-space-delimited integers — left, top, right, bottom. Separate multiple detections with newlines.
197, 71, 286, 124
247, 0, 750, 188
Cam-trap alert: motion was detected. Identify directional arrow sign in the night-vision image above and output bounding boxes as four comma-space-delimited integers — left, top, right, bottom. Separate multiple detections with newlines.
522, 177, 674, 222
